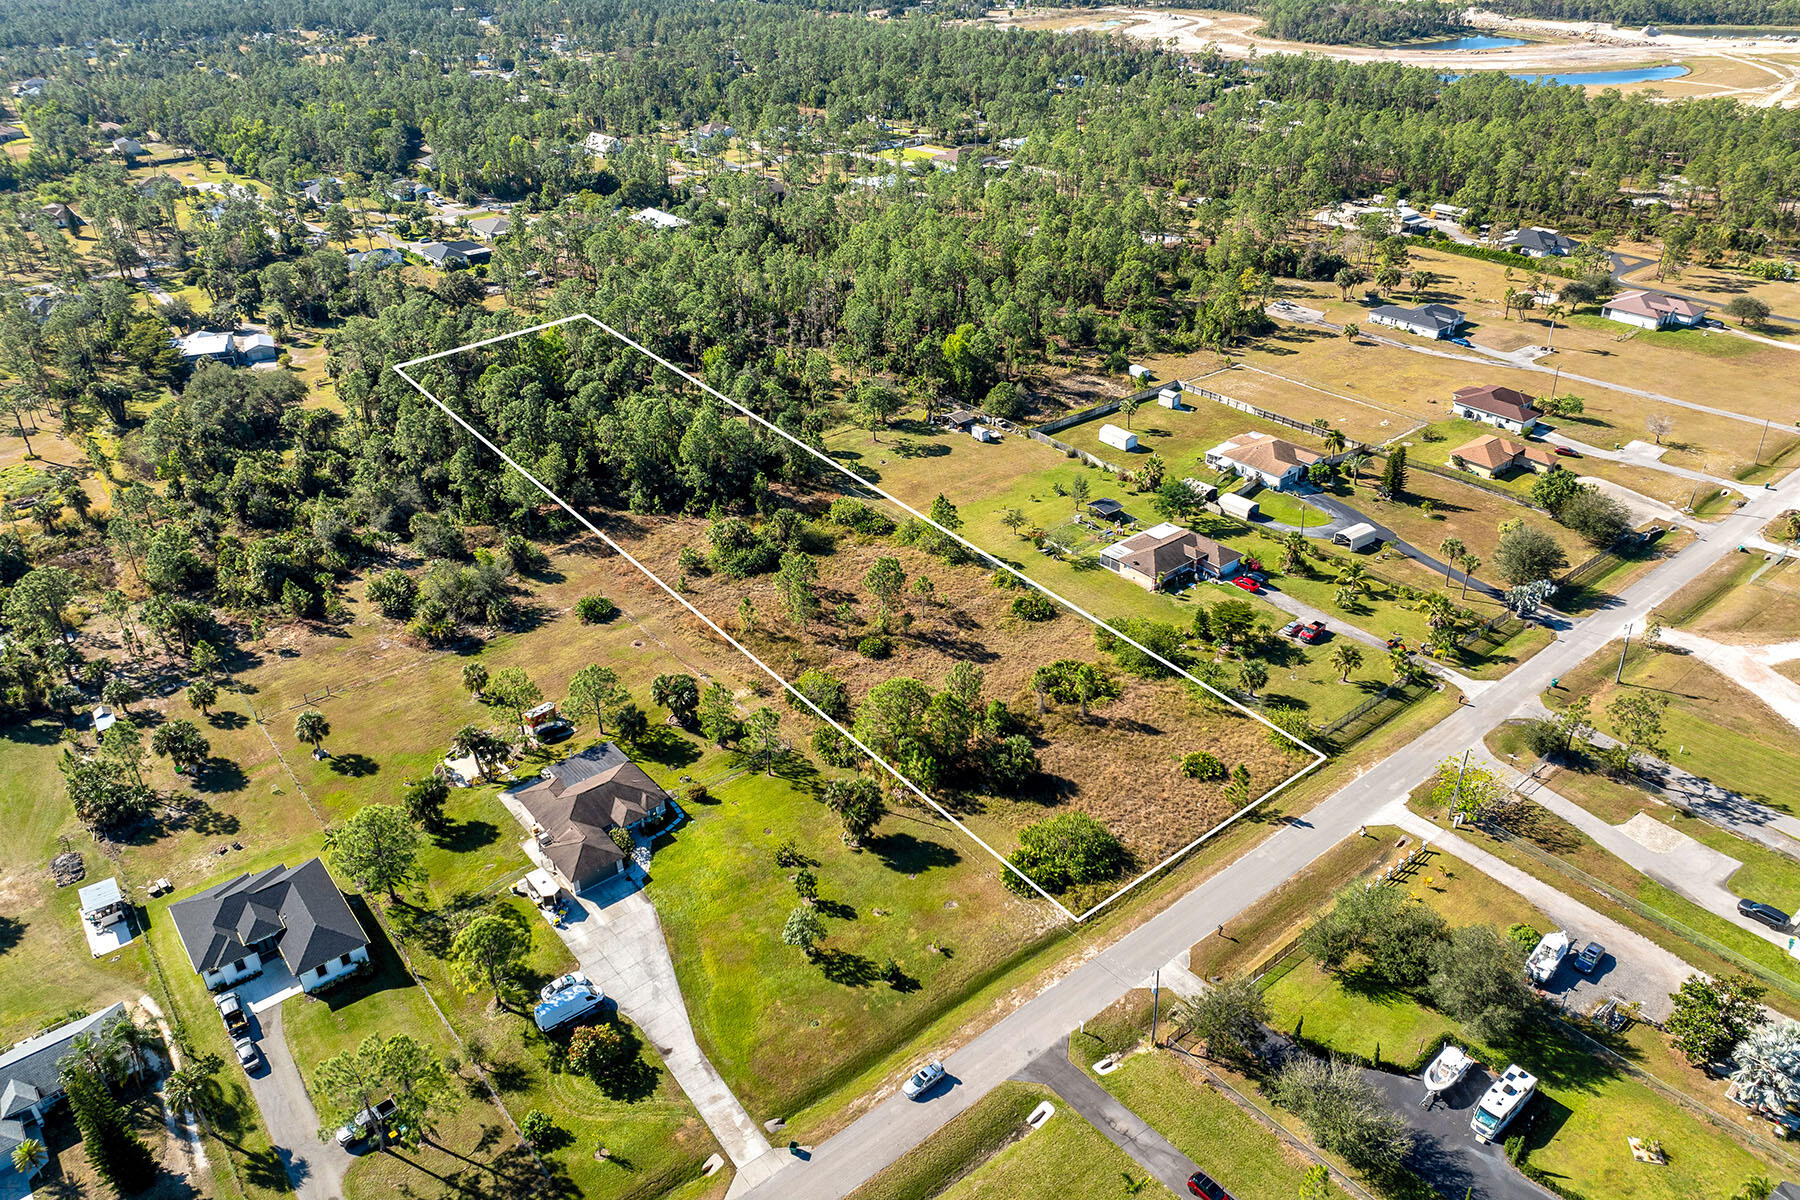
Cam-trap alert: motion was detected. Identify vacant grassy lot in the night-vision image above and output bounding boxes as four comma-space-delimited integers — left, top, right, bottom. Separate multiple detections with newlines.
1202, 364, 1419, 446
652, 768, 1055, 1119
1658, 551, 1800, 641
1548, 640, 1800, 817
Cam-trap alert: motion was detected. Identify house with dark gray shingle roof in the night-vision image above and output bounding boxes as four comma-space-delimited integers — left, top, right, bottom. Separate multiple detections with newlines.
1, 1004, 131, 1183
169, 858, 369, 993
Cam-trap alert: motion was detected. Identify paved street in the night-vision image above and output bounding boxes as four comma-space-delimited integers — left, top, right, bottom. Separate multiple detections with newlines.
1014, 1042, 1198, 1194
738, 452, 1800, 1200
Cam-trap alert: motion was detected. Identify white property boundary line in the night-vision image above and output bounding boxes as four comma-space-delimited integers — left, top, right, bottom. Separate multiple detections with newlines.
395, 313, 1328, 923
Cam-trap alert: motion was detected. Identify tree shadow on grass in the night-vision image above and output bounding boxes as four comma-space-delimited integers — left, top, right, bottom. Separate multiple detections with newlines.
191, 756, 247, 795
434, 817, 498, 854
629, 725, 699, 771
815, 948, 881, 988
328, 752, 380, 778
814, 897, 857, 921
206, 709, 248, 731
867, 831, 961, 875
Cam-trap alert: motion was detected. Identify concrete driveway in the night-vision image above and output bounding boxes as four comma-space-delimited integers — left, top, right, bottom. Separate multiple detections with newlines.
245, 1001, 351, 1200
1360, 1063, 1554, 1200
555, 878, 777, 1188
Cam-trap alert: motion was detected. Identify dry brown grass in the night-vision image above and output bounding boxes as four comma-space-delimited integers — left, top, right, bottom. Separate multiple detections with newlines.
608, 509, 1305, 867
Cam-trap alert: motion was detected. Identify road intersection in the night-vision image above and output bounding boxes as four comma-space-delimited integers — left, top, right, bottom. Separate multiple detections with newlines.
737, 450, 1800, 1200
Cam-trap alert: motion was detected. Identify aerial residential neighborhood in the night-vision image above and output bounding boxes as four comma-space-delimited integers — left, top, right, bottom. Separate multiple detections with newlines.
4, 3, 1800, 1200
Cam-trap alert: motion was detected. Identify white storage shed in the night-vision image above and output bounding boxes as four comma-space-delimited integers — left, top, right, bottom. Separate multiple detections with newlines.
1157, 386, 1186, 409
1097, 423, 1138, 452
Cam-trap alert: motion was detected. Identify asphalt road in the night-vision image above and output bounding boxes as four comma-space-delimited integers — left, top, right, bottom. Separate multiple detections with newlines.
738, 457, 1800, 1200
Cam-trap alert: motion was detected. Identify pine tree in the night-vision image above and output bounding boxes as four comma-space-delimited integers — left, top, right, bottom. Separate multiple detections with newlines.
63, 1060, 156, 1193
1380, 446, 1407, 499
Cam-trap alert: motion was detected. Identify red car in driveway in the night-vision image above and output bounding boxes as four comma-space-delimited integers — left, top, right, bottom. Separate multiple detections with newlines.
1187, 1170, 1233, 1199
1554, 446, 1581, 458
1284, 619, 1327, 643
1230, 575, 1260, 593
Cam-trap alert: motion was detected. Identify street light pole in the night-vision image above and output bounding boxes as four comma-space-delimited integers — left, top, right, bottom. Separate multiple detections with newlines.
1617, 623, 1632, 684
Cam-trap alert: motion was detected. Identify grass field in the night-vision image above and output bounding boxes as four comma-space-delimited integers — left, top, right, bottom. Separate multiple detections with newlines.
1658, 552, 1800, 641
1256, 246, 1800, 470
1547, 640, 1800, 817
934, 1098, 1145, 1200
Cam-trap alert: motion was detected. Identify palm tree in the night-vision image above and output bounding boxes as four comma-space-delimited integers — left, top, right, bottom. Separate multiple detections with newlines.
1323, 428, 1346, 456
163, 1065, 216, 1123
1338, 562, 1368, 594
11, 1138, 47, 1178
1340, 322, 1360, 344
1281, 531, 1307, 572
1437, 537, 1466, 585
294, 708, 330, 758
1330, 643, 1364, 682
1458, 553, 1481, 599
1118, 395, 1145, 430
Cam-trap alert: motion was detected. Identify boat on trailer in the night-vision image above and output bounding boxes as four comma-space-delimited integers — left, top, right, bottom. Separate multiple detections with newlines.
1421, 1043, 1473, 1106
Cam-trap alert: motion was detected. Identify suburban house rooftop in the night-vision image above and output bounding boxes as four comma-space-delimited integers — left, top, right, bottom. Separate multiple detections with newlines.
1603, 290, 1708, 322
1212, 431, 1320, 476
1452, 434, 1556, 472
169, 859, 367, 980
1451, 384, 1540, 423
514, 743, 672, 889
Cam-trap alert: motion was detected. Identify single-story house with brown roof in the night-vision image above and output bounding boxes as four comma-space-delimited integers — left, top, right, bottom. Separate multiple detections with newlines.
512, 743, 674, 893
1450, 434, 1559, 480
1450, 385, 1541, 436
1600, 289, 1709, 331
1099, 521, 1241, 591
1203, 432, 1321, 490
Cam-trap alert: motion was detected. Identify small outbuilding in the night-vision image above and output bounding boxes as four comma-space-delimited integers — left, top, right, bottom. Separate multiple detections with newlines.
1219, 493, 1259, 522
1097, 423, 1139, 453
970, 424, 999, 443
1157, 386, 1186, 409
79, 878, 128, 928
1087, 498, 1127, 523
1333, 523, 1383, 552
1127, 364, 1154, 381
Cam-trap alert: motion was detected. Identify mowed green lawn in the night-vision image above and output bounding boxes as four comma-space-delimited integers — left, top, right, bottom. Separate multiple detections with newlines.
651, 768, 1053, 1119
1092, 1053, 1349, 1200
1548, 640, 1800, 817
934, 1103, 1143, 1200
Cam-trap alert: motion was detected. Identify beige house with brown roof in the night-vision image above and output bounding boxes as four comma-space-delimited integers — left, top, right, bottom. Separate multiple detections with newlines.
1204, 432, 1321, 490
1450, 434, 1558, 480
511, 743, 674, 892
1099, 522, 1242, 591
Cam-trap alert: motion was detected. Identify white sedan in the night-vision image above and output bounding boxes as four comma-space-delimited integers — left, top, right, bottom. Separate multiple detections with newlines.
901, 1060, 945, 1100
233, 1037, 261, 1070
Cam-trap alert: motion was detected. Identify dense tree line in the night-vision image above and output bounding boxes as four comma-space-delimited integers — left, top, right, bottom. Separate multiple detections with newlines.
1258, 0, 1464, 45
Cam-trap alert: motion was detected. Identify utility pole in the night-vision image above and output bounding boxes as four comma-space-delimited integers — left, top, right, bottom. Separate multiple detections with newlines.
1150, 969, 1161, 1048
1447, 748, 1471, 823
1755, 417, 1771, 465
1617, 622, 1632, 683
